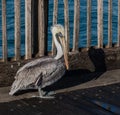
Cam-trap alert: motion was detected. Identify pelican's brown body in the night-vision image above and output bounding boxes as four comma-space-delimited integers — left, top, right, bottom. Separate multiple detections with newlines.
9, 24, 67, 98
9, 57, 66, 95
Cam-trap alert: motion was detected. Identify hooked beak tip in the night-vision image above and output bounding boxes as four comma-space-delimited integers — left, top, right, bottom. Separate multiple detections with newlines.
66, 65, 69, 70
64, 57, 69, 70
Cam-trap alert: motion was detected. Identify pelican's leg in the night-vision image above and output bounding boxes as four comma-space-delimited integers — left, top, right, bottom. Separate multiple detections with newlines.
38, 87, 55, 99
38, 87, 45, 97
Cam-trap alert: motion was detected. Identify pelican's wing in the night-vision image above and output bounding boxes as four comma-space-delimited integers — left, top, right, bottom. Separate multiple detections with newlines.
9, 57, 65, 95
16, 57, 51, 75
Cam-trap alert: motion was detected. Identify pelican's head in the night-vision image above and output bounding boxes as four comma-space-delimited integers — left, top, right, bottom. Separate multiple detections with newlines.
51, 24, 64, 38
51, 24, 69, 69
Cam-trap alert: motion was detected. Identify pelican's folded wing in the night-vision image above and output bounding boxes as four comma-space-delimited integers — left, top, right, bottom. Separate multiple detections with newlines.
9, 57, 65, 95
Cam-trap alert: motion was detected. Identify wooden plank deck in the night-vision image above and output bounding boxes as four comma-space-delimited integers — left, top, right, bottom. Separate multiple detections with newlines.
0, 83, 120, 115
0, 69, 120, 114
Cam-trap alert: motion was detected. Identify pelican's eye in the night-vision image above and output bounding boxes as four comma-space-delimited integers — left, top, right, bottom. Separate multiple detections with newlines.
55, 32, 63, 39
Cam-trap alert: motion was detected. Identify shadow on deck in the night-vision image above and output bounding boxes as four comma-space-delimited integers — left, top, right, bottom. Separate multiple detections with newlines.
0, 68, 120, 115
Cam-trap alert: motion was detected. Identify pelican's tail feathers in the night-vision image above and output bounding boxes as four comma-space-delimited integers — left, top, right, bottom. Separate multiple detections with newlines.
9, 88, 19, 96
9, 79, 22, 95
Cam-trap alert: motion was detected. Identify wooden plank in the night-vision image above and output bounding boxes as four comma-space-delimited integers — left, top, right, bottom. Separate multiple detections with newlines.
53, 0, 58, 26
118, 0, 120, 47
52, 0, 58, 56
25, 0, 32, 59
73, 0, 80, 51
97, 0, 103, 48
2, 0, 7, 62
87, 0, 91, 49
64, 0, 70, 52
38, 0, 47, 57
44, 0, 49, 55
108, 0, 112, 48
14, 0, 21, 61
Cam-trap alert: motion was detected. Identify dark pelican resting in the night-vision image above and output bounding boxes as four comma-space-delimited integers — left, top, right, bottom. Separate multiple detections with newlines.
9, 24, 68, 98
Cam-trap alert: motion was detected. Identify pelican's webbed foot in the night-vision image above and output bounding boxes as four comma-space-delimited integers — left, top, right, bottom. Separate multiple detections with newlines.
40, 91, 55, 99
33, 87, 56, 99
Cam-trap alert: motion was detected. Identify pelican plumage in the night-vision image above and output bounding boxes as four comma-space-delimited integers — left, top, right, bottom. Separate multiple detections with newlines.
9, 24, 68, 98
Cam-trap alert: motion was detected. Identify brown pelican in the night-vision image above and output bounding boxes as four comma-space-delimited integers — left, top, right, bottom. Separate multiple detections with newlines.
9, 24, 68, 98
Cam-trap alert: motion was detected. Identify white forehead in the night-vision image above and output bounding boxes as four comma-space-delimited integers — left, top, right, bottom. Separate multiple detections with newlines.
51, 24, 64, 34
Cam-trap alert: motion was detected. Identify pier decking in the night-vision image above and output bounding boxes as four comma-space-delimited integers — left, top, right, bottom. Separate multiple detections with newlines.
0, 69, 120, 115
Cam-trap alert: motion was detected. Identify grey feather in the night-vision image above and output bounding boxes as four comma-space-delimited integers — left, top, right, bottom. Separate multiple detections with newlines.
9, 24, 67, 96
9, 57, 66, 95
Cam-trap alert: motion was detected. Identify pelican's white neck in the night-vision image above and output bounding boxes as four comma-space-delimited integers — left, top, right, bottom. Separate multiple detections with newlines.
53, 34, 63, 60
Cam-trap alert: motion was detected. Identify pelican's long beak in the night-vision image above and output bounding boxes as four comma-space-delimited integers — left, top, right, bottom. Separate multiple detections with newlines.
58, 32, 69, 70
